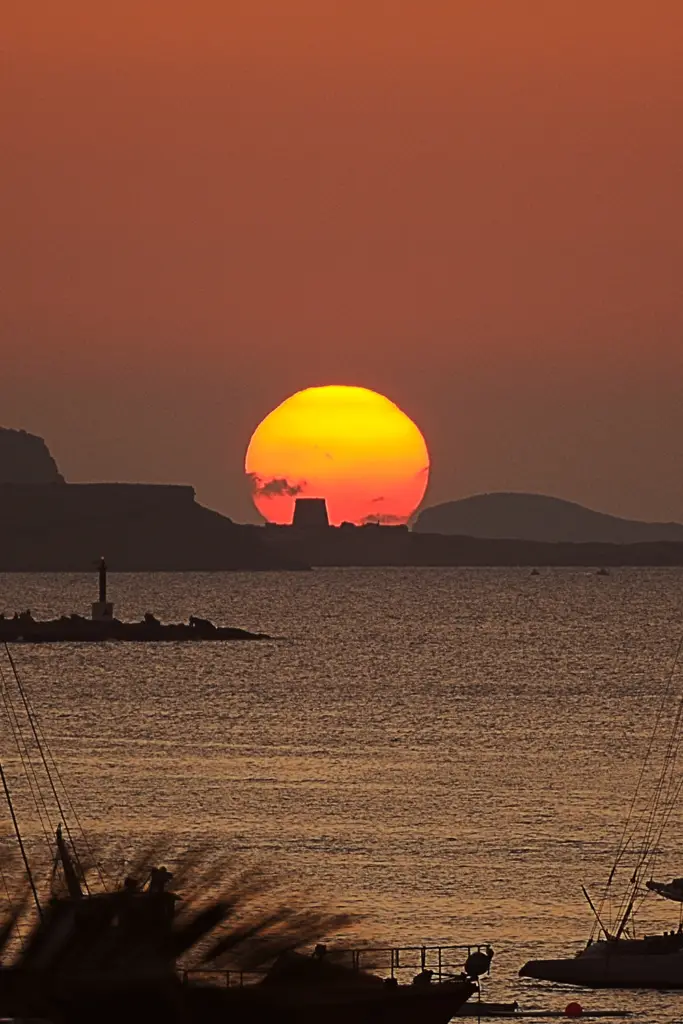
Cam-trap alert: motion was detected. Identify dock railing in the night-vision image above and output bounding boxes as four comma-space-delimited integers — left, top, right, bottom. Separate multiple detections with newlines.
181, 942, 492, 987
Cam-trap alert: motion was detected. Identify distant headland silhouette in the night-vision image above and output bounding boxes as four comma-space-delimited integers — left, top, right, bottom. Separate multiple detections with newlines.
0, 427, 306, 572
414, 492, 683, 545
3, 426, 683, 570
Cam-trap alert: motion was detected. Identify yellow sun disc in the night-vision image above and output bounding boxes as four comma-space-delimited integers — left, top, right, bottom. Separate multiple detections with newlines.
245, 385, 430, 526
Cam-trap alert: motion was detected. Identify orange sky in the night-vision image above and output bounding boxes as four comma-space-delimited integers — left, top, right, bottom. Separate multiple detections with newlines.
2, 2, 682, 523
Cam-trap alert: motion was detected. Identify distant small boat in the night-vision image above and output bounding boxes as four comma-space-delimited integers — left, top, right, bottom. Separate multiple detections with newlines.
596, 568, 610, 576
530, 569, 540, 576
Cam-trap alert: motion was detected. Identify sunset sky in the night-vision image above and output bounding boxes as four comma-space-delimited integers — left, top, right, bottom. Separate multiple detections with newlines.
2, 2, 682, 524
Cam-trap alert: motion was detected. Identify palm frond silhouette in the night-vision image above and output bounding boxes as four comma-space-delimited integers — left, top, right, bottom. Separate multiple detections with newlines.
0, 841, 357, 1023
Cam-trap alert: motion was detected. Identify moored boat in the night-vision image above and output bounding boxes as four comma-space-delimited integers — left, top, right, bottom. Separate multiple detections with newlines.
519, 635, 683, 990
521, 933, 683, 988
0, 647, 480, 1022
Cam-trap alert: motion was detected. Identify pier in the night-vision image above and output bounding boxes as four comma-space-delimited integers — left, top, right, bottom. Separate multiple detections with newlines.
0, 559, 269, 643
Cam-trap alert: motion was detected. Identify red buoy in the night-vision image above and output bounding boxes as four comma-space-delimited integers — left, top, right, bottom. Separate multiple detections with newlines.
565, 1002, 583, 1017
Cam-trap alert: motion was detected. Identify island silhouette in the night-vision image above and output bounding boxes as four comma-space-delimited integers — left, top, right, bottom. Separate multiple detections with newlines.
3, 426, 683, 570
414, 492, 683, 545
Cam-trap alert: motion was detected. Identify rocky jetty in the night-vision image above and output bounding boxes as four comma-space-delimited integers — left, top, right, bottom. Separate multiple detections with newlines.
0, 612, 268, 643
0, 560, 270, 641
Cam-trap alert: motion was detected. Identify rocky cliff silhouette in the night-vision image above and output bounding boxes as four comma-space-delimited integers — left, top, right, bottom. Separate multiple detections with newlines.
414, 492, 683, 544
0, 483, 307, 571
0, 427, 64, 484
0, 428, 305, 571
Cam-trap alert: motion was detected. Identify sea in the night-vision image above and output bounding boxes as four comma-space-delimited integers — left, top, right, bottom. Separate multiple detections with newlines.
1, 567, 683, 1022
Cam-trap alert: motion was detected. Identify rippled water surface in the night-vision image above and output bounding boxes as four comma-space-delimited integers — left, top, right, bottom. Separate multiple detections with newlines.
2, 568, 683, 1020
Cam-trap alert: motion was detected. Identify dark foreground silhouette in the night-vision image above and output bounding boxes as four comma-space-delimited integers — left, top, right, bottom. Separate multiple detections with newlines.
0, 482, 309, 572
0, 560, 270, 643
0, 843, 477, 1024
0, 427, 306, 572
266, 521, 683, 567
0, 612, 269, 643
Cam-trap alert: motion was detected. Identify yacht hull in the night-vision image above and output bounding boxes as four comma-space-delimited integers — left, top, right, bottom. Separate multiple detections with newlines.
0, 970, 476, 1024
520, 953, 683, 989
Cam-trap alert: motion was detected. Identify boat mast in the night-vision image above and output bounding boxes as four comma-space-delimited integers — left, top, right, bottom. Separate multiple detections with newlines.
581, 886, 612, 940
614, 898, 635, 940
593, 633, 683, 939
0, 762, 42, 918
3, 641, 93, 894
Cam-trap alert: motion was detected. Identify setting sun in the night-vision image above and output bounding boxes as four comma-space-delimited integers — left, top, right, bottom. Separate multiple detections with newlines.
245, 386, 430, 526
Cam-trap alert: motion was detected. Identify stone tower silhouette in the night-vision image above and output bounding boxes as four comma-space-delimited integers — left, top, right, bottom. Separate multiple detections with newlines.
292, 497, 330, 527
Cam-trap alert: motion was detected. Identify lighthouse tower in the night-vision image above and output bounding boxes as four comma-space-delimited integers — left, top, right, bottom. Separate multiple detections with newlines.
91, 557, 115, 621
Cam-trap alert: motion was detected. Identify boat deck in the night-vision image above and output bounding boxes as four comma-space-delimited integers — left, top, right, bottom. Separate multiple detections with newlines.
181, 942, 494, 988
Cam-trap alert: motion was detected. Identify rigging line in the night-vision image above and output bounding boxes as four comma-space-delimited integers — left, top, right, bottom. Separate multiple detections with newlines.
637, 638, 683, 840
643, 768, 683, 883
617, 784, 673, 926
615, 638, 683, 927
20, 693, 109, 890
2, 645, 94, 895
2, 645, 106, 892
639, 789, 679, 888
642, 692, 683, 850
631, 880, 666, 924
35, 749, 109, 892
0, 661, 54, 856
0, 855, 25, 953
0, 764, 41, 919
634, 635, 683, 852
607, 633, 683, 929
610, 749, 681, 888
632, 653, 683, 881
0, 668, 53, 853
5, 662, 109, 893
602, 633, 682, 879
614, 770, 677, 925
595, 635, 683, 922
646, 664, 683, 876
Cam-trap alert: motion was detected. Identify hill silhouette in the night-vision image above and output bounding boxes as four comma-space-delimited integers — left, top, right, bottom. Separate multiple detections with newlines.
414, 492, 683, 544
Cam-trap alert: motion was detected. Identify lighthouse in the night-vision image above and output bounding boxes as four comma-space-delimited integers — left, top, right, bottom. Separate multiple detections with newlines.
91, 557, 115, 621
